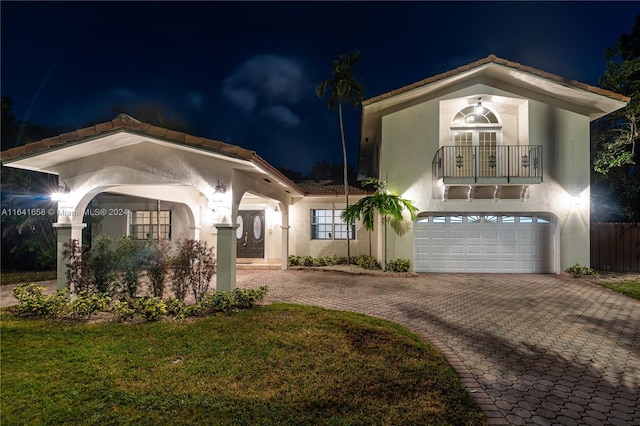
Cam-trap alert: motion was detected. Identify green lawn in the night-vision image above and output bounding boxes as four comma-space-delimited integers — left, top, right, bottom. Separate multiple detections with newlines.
593, 280, 640, 301
0, 304, 486, 425
1, 270, 56, 286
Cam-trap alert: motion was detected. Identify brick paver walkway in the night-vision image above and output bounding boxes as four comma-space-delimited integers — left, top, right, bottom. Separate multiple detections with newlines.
3, 271, 639, 424
237, 270, 640, 425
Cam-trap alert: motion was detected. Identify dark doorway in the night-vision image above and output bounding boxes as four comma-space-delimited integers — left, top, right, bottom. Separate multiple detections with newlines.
236, 210, 265, 258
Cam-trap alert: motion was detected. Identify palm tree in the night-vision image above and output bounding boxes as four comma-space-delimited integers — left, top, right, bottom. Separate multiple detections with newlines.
342, 178, 418, 270
316, 50, 365, 262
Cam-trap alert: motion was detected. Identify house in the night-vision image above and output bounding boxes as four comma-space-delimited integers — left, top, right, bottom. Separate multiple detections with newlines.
0, 114, 372, 291
0, 55, 628, 288
358, 54, 628, 273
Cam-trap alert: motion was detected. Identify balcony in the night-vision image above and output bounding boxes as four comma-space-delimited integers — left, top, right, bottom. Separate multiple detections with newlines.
432, 145, 543, 185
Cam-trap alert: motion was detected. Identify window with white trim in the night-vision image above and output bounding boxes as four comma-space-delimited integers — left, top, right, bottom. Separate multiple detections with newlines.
451, 103, 502, 178
130, 210, 171, 240
311, 209, 355, 240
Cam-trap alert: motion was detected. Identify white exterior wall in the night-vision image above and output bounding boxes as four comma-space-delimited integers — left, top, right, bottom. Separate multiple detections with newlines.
377, 84, 592, 272
90, 194, 210, 249
288, 195, 375, 259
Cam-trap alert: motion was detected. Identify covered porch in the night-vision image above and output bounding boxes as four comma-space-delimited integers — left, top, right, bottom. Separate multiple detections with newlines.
1, 114, 303, 291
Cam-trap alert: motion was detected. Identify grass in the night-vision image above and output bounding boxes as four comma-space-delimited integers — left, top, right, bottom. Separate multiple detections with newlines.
593, 280, 640, 301
0, 303, 486, 425
1, 270, 56, 286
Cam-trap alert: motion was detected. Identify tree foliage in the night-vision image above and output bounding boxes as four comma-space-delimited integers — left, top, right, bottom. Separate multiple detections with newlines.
316, 51, 365, 261
591, 14, 640, 221
342, 178, 418, 269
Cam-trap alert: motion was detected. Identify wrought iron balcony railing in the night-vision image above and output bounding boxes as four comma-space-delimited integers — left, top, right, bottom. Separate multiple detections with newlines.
432, 145, 543, 184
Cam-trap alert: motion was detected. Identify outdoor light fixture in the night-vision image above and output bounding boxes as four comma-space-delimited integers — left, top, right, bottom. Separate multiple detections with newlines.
274, 205, 279, 212
474, 97, 483, 115
51, 182, 70, 201
488, 154, 497, 169
214, 180, 226, 194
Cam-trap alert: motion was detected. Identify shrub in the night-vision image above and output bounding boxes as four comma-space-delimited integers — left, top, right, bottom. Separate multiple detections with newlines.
117, 236, 150, 298
12, 283, 68, 318
172, 239, 216, 303
200, 291, 236, 313
134, 297, 167, 321
354, 255, 380, 270
232, 286, 269, 309
386, 258, 411, 273
89, 235, 119, 294
69, 291, 112, 319
312, 257, 326, 267
565, 263, 599, 276
288, 255, 301, 266
112, 300, 136, 322
164, 297, 204, 319
147, 238, 171, 298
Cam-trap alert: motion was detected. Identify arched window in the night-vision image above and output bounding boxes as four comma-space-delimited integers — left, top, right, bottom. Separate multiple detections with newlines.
450, 102, 502, 177
452, 105, 499, 125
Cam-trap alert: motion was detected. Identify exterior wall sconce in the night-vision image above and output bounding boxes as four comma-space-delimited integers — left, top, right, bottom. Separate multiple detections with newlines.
474, 97, 483, 115
456, 154, 464, 168
274, 205, 279, 212
51, 182, 70, 202
214, 180, 226, 194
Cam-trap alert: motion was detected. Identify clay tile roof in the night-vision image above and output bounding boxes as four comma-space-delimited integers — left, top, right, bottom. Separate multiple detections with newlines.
295, 180, 372, 195
361, 54, 630, 106
0, 113, 256, 162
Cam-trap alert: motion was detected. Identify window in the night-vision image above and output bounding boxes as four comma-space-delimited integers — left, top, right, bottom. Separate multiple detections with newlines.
131, 210, 171, 240
451, 102, 502, 178
484, 215, 498, 223
311, 209, 355, 240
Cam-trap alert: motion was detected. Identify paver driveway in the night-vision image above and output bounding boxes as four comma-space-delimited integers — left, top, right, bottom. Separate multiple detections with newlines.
237, 270, 640, 425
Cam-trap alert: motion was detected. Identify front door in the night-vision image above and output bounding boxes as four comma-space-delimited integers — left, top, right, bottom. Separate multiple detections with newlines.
236, 210, 265, 258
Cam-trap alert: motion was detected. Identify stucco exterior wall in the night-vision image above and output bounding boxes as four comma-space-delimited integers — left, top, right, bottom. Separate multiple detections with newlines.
375, 84, 592, 272
90, 193, 212, 249
288, 195, 374, 259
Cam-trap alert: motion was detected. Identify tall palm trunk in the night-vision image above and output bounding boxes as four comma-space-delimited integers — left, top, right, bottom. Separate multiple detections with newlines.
338, 103, 351, 263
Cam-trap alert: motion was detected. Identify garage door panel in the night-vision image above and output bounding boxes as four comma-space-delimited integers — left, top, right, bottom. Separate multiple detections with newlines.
467, 244, 483, 254
414, 214, 554, 273
501, 229, 517, 238
432, 244, 448, 254
484, 244, 500, 254
465, 259, 483, 269
466, 230, 482, 239
450, 244, 464, 254
501, 244, 517, 254
449, 229, 464, 238
432, 229, 448, 239
483, 229, 500, 239
500, 260, 518, 270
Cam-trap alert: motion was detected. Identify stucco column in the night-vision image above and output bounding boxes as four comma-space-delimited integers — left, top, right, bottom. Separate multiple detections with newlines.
215, 223, 238, 292
280, 225, 290, 270
52, 223, 86, 290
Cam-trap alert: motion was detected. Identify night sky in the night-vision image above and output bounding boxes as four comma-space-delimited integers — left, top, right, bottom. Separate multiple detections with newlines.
2, 1, 639, 176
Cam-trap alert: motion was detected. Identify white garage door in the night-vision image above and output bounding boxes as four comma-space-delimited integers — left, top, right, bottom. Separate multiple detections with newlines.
414, 214, 554, 273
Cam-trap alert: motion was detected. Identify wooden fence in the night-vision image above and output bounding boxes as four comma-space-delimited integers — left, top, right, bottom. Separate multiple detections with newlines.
591, 223, 640, 272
